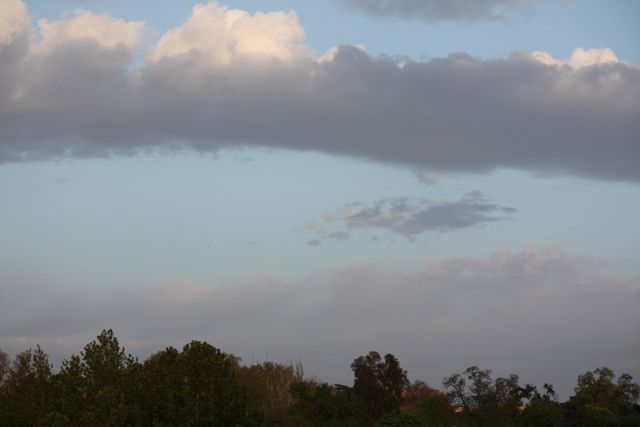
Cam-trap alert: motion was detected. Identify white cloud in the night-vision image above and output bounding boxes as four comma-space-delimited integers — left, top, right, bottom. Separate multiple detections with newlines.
531, 48, 620, 69
147, 1, 311, 66
36, 9, 145, 53
0, 0, 31, 46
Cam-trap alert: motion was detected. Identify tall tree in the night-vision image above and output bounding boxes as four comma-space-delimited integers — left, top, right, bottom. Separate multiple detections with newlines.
351, 351, 409, 421
179, 340, 248, 426
77, 329, 135, 425
137, 346, 187, 426
0, 346, 54, 426
566, 367, 640, 427
52, 354, 87, 425
238, 361, 304, 425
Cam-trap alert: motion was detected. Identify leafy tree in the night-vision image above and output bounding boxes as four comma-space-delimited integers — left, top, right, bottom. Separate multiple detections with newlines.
519, 384, 563, 427
136, 346, 187, 426
290, 380, 363, 426
179, 340, 248, 426
52, 354, 88, 425
401, 381, 453, 427
77, 329, 136, 425
0, 346, 54, 426
442, 366, 533, 427
81, 329, 135, 394
238, 361, 304, 425
351, 351, 409, 422
566, 367, 640, 427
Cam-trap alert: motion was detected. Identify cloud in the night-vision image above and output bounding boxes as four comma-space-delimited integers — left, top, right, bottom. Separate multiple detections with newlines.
308, 192, 514, 242
0, 0, 31, 46
1, 1, 639, 182
532, 47, 619, 69
413, 170, 440, 186
36, 9, 145, 53
337, 0, 545, 22
1, 246, 638, 398
147, 2, 310, 66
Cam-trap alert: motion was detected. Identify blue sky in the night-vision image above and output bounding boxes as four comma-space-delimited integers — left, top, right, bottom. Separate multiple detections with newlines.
1, 0, 639, 397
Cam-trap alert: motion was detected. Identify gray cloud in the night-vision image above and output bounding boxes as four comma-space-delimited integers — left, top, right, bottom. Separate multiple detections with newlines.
309, 192, 514, 242
1, 246, 638, 398
413, 170, 440, 186
1, 3, 639, 182
337, 0, 545, 22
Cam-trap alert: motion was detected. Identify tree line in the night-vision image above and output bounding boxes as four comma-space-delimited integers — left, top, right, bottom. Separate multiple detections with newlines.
0, 330, 638, 426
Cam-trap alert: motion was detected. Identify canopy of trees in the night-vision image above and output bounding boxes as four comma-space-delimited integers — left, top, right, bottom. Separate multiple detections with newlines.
0, 330, 638, 426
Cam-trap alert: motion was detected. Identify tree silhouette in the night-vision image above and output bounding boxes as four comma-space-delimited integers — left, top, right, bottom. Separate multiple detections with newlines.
351, 351, 409, 421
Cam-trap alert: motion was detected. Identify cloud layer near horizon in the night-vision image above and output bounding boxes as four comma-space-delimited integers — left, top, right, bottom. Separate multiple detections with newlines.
338, 0, 544, 22
1, 246, 638, 397
1, 1, 639, 181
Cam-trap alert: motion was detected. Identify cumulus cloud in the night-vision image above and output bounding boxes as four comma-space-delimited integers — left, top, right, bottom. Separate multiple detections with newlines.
307, 192, 514, 242
0, 1, 639, 181
337, 0, 545, 22
0, 246, 638, 398
147, 2, 311, 66
532, 47, 619, 69
0, 0, 31, 46
36, 9, 145, 52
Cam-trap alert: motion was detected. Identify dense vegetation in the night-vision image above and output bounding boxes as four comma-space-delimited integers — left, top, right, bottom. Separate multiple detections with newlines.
0, 330, 638, 426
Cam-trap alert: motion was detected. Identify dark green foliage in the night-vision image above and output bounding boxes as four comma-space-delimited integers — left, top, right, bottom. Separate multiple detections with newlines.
520, 398, 564, 427
0, 346, 54, 426
0, 331, 249, 426
564, 367, 640, 427
136, 346, 187, 426
351, 351, 409, 421
402, 381, 453, 427
238, 361, 304, 425
76, 329, 136, 426
2, 333, 639, 427
179, 340, 247, 426
374, 411, 426, 426
290, 380, 363, 426
442, 366, 534, 427
0, 348, 8, 383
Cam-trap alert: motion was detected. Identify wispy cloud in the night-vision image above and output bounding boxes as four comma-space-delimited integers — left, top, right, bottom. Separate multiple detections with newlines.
307, 192, 515, 243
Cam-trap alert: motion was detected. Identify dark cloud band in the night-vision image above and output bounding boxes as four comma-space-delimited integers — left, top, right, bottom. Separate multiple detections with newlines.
338, 0, 545, 22
1, 2, 639, 182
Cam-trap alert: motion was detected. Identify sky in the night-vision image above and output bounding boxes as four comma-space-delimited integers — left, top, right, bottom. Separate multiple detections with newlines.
1, 0, 639, 398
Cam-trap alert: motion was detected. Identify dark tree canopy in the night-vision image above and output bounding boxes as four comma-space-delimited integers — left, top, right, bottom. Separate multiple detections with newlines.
351, 351, 409, 420
442, 366, 535, 427
1, 332, 638, 427
0, 348, 8, 383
